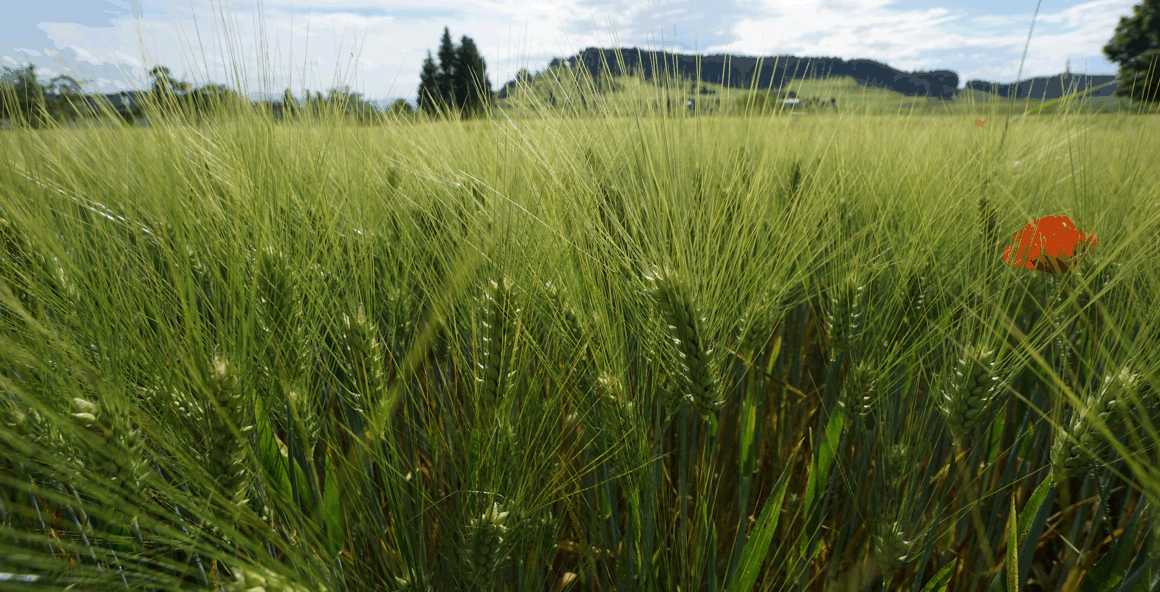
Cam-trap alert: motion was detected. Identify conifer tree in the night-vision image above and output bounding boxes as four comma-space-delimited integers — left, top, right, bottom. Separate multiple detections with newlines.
455, 36, 494, 116
436, 27, 458, 111
417, 51, 441, 115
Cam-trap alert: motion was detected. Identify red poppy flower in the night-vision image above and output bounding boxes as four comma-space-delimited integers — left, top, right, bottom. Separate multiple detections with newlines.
1002, 215, 1096, 273
975, 119, 986, 127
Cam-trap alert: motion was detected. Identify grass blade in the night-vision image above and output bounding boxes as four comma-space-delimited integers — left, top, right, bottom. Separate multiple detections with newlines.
725, 443, 798, 592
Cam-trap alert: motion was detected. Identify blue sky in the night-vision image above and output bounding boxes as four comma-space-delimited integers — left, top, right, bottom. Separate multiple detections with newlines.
1, 0, 1135, 104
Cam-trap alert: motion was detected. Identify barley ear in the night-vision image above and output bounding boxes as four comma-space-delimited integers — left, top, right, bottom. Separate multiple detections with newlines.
839, 361, 878, 429
1150, 499, 1160, 560
597, 372, 635, 475
1050, 366, 1139, 484
646, 266, 721, 420
737, 306, 775, 361
287, 387, 321, 456
545, 280, 594, 396
463, 501, 511, 583
338, 304, 387, 411
826, 275, 865, 360
203, 355, 253, 526
901, 268, 928, 336
940, 345, 1000, 445
256, 246, 311, 432
67, 397, 151, 518
884, 443, 913, 490
230, 565, 330, 592
872, 519, 915, 580
392, 567, 432, 592
478, 277, 520, 410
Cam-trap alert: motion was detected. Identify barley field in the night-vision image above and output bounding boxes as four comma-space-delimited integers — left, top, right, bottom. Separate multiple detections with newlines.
3, 28, 1160, 592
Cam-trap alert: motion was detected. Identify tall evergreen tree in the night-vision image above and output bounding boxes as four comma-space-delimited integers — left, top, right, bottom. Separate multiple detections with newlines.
436, 27, 459, 111
282, 88, 298, 112
454, 36, 493, 116
417, 50, 441, 115
1103, 0, 1160, 104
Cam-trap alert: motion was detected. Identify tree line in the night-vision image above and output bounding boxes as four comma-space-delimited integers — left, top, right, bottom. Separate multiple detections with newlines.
0, 64, 90, 127
1, 24, 495, 128
0, 63, 404, 128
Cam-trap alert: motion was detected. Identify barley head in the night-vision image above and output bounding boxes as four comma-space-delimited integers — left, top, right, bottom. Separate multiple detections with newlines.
646, 267, 721, 420
826, 275, 865, 360
203, 356, 252, 518
596, 372, 636, 474
463, 501, 511, 582
478, 277, 520, 410
230, 565, 330, 592
393, 567, 432, 592
884, 443, 912, 489
67, 397, 150, 515
256, 246, 310, 393
287, 387, 321, 456
1051, 366, 1139, 484
337, 304, 387, 409
940, 345, 1000, 445
901, 268, 928, 336
1151, 501, 1160, 560
738, 306, 775, 360
872, 520, 915, 579
839, 361, 878, 429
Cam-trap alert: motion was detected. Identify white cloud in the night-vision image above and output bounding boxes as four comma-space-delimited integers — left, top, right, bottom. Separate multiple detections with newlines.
5, 0, 1132, 101
2, 56, 17, 66
713, 0, 1126, 84
112, 51, 143, 67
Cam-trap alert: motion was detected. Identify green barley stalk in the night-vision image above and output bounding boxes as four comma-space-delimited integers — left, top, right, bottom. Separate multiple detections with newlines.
978, 195, 1000, 257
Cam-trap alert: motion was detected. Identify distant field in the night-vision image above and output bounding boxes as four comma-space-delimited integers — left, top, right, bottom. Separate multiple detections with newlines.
490, 72, 1155, 119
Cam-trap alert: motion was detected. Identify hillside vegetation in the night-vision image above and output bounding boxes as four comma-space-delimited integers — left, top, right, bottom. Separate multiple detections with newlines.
491, 61, 1150, 121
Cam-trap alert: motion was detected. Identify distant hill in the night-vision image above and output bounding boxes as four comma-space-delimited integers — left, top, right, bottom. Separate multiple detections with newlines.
499, 47, 960, 99
963, 74, 1118, 100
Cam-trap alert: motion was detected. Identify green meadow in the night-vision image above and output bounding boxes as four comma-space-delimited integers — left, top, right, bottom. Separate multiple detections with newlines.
3, 14, 1160, 592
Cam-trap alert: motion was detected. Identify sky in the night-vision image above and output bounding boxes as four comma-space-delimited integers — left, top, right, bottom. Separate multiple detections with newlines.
0, 0, 1137, 104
